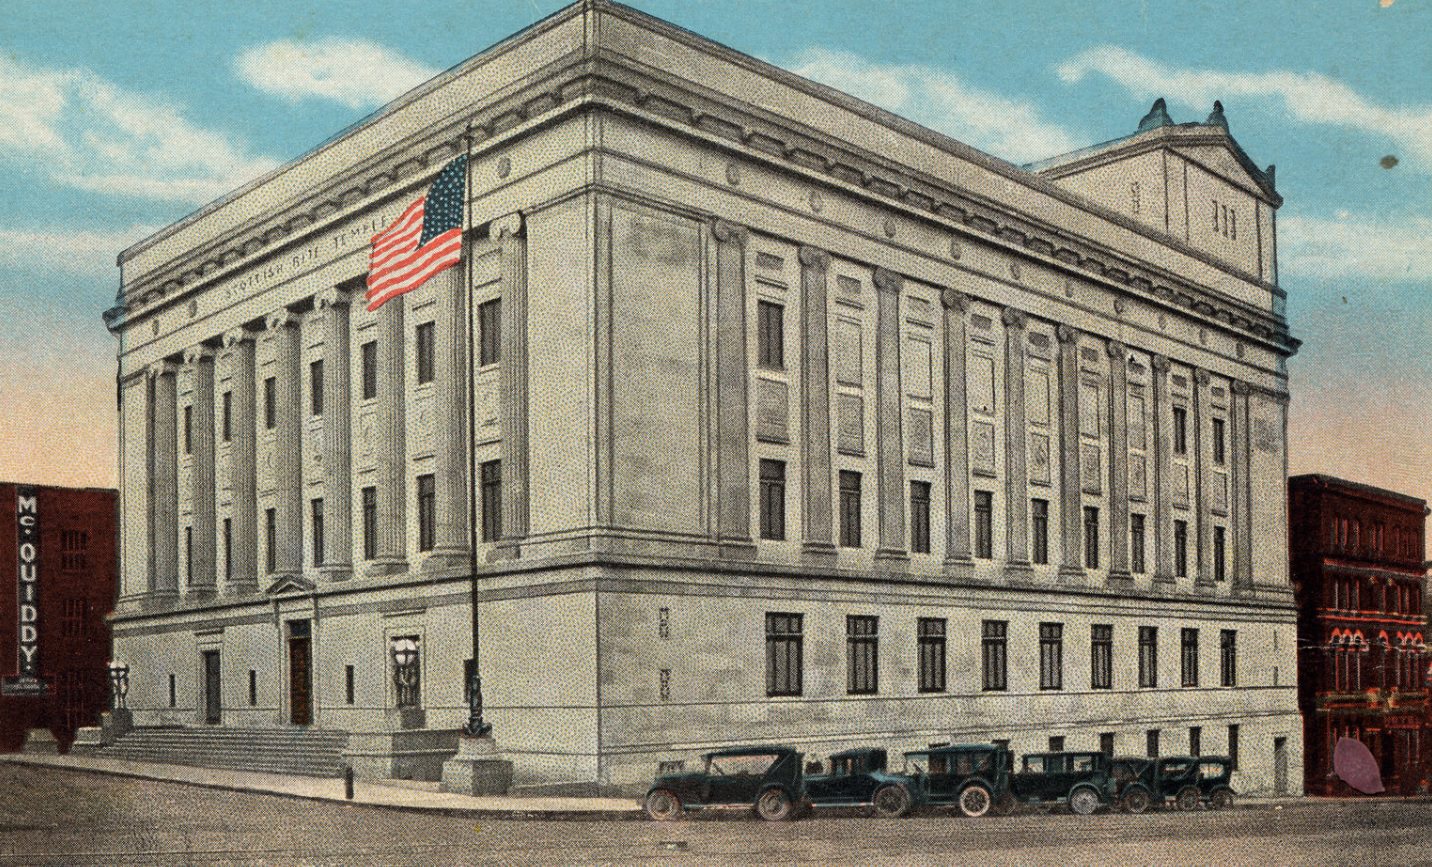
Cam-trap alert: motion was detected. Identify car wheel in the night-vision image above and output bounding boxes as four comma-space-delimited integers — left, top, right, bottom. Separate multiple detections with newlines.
957, 784, 992, 818
755, 788, 794, 822
872, 784, 913, 818
1175, 786, 1200, 811
1210, 789, 1234, 810
991, 792, 1017, 816
644, 789, 684, 821
1121, 787, 1151, 815
1068, 786, 1101, 816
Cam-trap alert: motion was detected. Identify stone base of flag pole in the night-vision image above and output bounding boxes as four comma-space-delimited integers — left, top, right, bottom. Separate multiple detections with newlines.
441, 735, 513, 796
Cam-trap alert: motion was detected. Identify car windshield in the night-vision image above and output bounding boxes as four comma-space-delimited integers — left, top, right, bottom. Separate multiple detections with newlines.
1197, 761, 1227, 779
902, 753, 930, 775
1112, 760, 1145, 783
708, 753, 780, 776
1069, 755, 1098, 773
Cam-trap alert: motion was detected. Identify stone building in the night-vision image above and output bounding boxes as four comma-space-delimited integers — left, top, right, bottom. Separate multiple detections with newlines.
102, 0, 1302, 793
1289, 474, 1429, 795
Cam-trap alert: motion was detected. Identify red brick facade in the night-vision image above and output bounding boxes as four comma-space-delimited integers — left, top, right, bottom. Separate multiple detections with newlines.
0, 484, 117, 751
1289, 474, 1429, 796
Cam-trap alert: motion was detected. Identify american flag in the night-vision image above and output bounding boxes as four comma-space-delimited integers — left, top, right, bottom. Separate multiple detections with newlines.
365, 155, 467, 311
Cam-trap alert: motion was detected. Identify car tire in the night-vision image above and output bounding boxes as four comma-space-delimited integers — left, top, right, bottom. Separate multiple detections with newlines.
1068, 786, 1101, 816
991, 792, 1017, 816
755, 788, 794, 822
872, 785, 913, 818
1210, 789, 1234, 810
644, 789, 684, 821
1121, 788, 1151, 815
957, 784, 992, 818
1175, 786, 1201, 811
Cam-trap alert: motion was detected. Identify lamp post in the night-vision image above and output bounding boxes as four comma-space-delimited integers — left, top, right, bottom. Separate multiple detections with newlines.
390, 639, 419, 709
107, 660, 129, 710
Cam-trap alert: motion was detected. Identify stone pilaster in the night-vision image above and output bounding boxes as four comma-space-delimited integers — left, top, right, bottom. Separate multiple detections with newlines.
1193, 368, 1213, 587
149, 361, 179, 601
940, 289, 974, 577
1055, 325, 1084, 582
713, 219, 754, 557
316, 288, 353, 581
1151, 354, 1176, 585
798, 246, 835, 563
183, 346, 216, 596
872, 267, 908, 568
1105, 339, 1133, 586
222, 327, 258, 595
368, 295, 407, 576
493, 212, 527, 560
266, 310, 304, 576
1231, 379, 1253, 588
1001, 307, 1032, 578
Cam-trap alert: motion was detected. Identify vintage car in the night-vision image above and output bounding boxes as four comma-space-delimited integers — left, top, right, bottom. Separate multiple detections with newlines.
1113, 755, 1236, 812
900, 744, 1014, 817
800, 747, 919, 817
643, 745, 804, 821
1008, 751, 1117, 815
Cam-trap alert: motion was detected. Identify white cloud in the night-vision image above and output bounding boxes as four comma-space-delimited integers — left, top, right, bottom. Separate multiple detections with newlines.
235, 37, 439, 109
1279, 212, 1432, 282
786, 48, 1081, 164
0, 225, 158, 279
0, 54, 278, 205
1057, 45, 1432, 168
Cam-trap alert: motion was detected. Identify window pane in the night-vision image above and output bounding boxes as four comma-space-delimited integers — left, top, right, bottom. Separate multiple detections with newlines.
910, 481, 931, 554
479, 299, 501, 366
757, 300, 784, 369
759, 459, 786, 541
839, 471, 862, 548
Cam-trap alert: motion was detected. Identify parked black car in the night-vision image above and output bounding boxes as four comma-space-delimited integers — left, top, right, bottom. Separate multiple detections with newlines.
1113, 755, 1236, 812
801, 748, 919, 817
1008, 751, 1116, 815
900, 744, 1013, 817
643, 746, 803, 821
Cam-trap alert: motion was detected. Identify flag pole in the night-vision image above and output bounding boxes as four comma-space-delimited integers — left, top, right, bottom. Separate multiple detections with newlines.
461, 125, 490, 739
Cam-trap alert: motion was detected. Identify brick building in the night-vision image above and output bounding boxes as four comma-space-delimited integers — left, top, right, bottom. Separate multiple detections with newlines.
1289, 474, 1429, 795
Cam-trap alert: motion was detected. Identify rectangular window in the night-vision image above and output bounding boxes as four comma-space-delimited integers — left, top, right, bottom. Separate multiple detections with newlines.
1147, 729, 1160, 758
248, 670, 257, 706
1214, 526, 1227, 582
265, 508, 277, 573
1100, 732, 1115, 758
982, 620, 1007, 691
1181, 628, 1199, 687
1173, 406, 1187, 455
361, 487, 377, 560
1091, 624, 1113, 690
222, 391, 232, 441
974, 491, 993, 559
1174, 520, 1189, 578
1130, 513, 1146, 574
311, 498, 325, 566
765, 613, 803, 697
344, 665, 356, 705
1228, 724, 1240, 770
478, 299, 501, 366
1212, 417, 1226, 464
846, 615, 879, 695
1048, 735, 1066, 752
1083, 506, 1100, 569
917, 618, 946, 693
757, 300, 784, 369
417, 474, 436, 552
183, 405, 193, 454
310, 359, 324, 416
480, 460, 502, 542
263, 376, 277, 429
1039, 623, 1063, 690
1221, 629, 1237, 687
185, 526, 193, 584
168, 674, 177, 708
839, 470, 862, 548
223, 518, 232, 581
361, 341, 378, 400
759, 459, 786, 541
910, 481, 931, 554
1139, 626, 1158, 688
1189, 726, 1202, 757
415, 321, 435, 384
1031, 498, 1049, 565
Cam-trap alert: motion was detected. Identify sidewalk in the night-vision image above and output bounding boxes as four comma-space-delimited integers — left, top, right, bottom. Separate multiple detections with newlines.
0, 752, 644, 820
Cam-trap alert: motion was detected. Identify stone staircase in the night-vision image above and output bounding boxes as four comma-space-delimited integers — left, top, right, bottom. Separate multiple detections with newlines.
74, 727, 350, 778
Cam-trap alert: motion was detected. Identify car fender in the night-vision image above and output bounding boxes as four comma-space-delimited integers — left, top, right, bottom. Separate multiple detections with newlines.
758, 782, 796, 802
1068, 783, 1104, 803
1122, 783, 1152, 798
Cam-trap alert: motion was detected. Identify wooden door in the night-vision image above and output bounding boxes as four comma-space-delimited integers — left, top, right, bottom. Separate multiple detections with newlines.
289, 637, 312, 726
203, 651, 221, 725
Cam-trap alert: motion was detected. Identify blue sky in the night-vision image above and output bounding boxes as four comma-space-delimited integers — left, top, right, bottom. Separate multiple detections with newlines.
2, 0, 1430, 522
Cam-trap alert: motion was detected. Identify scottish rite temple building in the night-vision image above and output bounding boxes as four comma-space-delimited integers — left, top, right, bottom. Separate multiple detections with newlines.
103, 1, 1302, 794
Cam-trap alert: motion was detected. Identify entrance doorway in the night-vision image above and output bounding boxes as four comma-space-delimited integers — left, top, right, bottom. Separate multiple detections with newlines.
1273, 736, 1288, 795
202, 650, 221, 725
288, 621, 312, 726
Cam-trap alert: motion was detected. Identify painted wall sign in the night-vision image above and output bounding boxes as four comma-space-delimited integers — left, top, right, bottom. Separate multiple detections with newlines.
3, 485, 45, 696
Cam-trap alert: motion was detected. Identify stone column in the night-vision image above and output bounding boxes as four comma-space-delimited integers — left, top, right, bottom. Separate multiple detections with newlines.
1151, 354, 1176, 585
316, 288, 353, 581
1193, 368, 1212, 587
1001, 307, 1032, 577
1105, 340, 1132, 586
873, 267, 908, 568
223, 328, 258, 595
1231, 380, 1253, 588
940, 289, 973, 577
118, 373, 152, 609
149, 361, 179, 601
369, 296, 408, 576
1055, 325, 1084, 582
423, 259, 471, 569
494, 212, 528, 559
266, 311, 304, 577
183, 346, 216, 597
798, 246, 835, 563
713, 219, 753, 556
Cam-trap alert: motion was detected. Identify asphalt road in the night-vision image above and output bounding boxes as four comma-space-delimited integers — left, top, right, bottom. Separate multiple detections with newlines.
1, 765, 1430, 865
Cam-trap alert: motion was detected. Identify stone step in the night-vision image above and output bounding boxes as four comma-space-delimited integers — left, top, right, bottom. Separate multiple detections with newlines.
90, 726, 350, 778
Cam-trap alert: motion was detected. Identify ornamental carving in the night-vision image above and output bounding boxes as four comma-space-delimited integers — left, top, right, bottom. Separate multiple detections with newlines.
711, 219, 747, 245
1001, 306, 1027, 329
1056, 324, 1079, 344
798, 246, 830, 270
940, 288, 969, 312
872, 267, 902, 295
